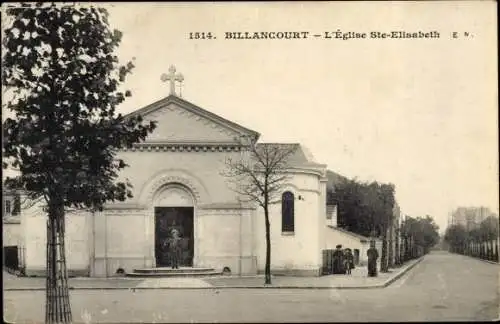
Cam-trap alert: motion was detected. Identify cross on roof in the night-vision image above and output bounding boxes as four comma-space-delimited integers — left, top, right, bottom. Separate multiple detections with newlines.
160, 65, 184, 96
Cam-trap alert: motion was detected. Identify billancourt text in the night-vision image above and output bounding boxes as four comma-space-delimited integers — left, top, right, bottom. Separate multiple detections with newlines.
188, 30, 441, 40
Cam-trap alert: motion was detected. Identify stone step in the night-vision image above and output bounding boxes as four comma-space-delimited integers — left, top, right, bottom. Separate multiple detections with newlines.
132, 267, 216, 274
126, 271, 221, 278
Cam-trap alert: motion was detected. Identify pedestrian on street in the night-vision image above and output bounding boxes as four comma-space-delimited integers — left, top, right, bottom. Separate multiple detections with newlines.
344, 248, 355, 275
332, 244, 345, 274
367, 240, 379, 277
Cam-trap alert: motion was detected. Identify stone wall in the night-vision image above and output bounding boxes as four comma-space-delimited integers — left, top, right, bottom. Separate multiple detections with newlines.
2, 221, 21, 247
196, 206, 256, 275
254, 172, 323, 276
22, 206, 91, 277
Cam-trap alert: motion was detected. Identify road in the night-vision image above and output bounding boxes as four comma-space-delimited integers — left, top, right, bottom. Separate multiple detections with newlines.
3, 251, 499, 323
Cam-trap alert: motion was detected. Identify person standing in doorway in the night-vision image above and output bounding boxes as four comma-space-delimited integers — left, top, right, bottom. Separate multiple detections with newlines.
169, 228, 182, 269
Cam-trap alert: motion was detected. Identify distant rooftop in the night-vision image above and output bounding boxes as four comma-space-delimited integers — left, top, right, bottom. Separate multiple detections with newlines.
326, 169, 348, 189
255, 143, 325, 168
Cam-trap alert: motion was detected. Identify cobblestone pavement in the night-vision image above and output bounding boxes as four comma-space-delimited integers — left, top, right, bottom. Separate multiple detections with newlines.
3, 252, 499, 323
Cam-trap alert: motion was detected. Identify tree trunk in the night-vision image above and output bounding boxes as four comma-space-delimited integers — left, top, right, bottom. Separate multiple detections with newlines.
46, 203, 72, 324
380, 231, 388, 273
394, 229, 400, 266
264, 205, 271, 285
410, 236, 414, 258
402, 236, 407, 262
387, 223, 394, 268
402, 235, 406, 262
495, 239, 499, 262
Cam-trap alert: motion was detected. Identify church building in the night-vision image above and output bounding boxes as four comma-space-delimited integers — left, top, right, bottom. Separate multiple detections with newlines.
11, 66, 379, 277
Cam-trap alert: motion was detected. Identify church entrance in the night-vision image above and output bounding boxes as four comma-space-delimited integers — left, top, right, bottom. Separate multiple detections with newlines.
154, 207, 194, 267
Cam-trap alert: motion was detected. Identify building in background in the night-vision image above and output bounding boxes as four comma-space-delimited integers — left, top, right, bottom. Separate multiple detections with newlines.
2, 186, 23, 273
450, 207, 495, 231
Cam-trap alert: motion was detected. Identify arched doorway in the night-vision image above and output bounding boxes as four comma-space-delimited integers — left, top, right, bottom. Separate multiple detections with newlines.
154, 184, 195, 268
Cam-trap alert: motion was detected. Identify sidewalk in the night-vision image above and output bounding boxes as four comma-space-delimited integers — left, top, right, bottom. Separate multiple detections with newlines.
3, 257, 422, 291
458, 253, 500, 265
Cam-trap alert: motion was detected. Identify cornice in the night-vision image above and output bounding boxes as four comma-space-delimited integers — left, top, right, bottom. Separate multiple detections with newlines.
104, 209, 145, 214
254, 166, 325, 178
197, 208, 247, 215
102, 203, 146, 210
198, 202, 256, 210
120, 142, 244, 153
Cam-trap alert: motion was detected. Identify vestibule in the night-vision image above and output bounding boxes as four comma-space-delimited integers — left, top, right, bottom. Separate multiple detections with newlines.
152, 184, 195, 268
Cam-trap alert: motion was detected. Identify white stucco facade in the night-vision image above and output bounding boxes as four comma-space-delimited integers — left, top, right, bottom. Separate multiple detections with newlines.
14, 94, 369, 277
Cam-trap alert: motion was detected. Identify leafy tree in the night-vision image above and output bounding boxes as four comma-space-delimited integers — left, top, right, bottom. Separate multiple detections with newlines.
2, 4, 156, 323
444, 224, 468, 254
417, 215, 440, 253
330, 178, 396, 271
479, 215, 499, 241
400, 215, 439, 259
469, 215, 499, 260
331, 179, 393, 238
223, 140, 297, 284
330, 178, 373, 237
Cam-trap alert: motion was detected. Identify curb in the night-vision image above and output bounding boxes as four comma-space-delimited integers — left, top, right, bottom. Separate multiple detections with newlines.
4, 259, 423, 291
1, 285, 389, 291
381, 257, 424, 287
449, 251, 500, 265
463, 255, 500, 266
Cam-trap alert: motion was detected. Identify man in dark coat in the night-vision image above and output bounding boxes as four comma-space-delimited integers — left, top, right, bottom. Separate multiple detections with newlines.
332, 244, 345, 274
367, 240, 379, 277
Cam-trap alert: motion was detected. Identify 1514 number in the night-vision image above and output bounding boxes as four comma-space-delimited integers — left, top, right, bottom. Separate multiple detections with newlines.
189, 32, 215, 40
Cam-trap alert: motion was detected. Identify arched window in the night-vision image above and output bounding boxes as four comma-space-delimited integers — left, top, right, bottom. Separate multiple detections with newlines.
281, 191, 295, 232
12, 194, 21, 215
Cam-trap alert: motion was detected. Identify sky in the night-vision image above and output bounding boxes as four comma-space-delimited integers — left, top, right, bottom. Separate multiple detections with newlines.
2, 2, 498, 233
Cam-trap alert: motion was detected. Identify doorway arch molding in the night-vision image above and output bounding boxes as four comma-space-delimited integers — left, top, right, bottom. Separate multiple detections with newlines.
154, 183, 195, 207
139, 169, 210, 206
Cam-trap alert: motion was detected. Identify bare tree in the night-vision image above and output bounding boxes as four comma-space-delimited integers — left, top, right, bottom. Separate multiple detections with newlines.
222, 138, 297, 284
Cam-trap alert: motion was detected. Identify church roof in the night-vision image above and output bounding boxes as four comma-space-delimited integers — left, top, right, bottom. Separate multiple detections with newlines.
125, 95, 261, 142
255, 143, 326, 168
300, 145, 318, 163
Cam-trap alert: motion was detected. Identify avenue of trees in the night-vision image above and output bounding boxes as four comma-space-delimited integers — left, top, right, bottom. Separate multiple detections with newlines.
400, 215, 440, 260
328, 178, 440, 271
444, 215, 499, 262
2, 4, 156, 323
